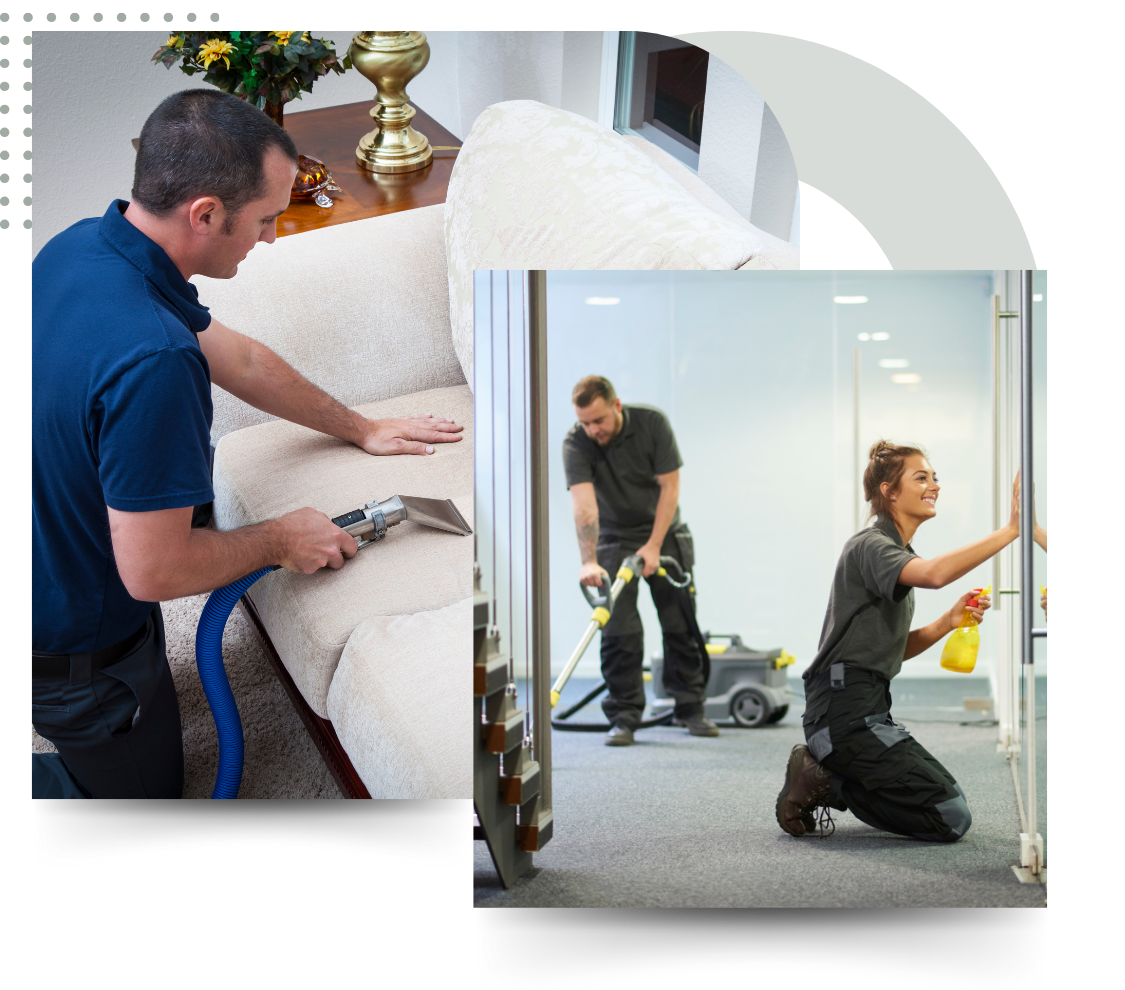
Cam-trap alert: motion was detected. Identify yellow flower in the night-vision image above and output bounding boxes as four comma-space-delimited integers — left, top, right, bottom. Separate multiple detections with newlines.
263, 30, 299, 45
166, 35, 178, 47
198, 38, 236, 70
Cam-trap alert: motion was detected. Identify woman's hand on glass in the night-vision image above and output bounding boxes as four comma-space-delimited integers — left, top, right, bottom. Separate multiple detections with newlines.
1007, 471, 1022, 536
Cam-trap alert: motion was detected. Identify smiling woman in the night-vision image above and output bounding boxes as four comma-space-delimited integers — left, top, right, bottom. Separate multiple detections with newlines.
776, 440, 1022, 842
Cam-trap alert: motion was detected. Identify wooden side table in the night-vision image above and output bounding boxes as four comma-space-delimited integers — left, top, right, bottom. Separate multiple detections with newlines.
277, 100, 460, 237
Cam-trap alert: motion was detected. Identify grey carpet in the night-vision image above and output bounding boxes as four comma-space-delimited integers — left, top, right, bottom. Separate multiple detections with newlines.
32, 594, 342, 799
474, 677, 1046, 907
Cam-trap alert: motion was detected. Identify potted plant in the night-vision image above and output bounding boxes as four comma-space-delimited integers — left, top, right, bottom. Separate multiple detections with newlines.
152, 30, 352, 128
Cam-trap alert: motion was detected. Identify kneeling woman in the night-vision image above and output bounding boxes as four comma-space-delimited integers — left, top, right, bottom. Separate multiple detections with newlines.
776, 441, 1019, 843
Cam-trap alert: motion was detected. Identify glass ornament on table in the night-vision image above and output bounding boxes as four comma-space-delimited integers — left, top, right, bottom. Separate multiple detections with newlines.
290, 154, 341, 209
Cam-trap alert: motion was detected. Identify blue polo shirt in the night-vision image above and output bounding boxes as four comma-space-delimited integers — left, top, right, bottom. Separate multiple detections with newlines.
33, 200, 215, 653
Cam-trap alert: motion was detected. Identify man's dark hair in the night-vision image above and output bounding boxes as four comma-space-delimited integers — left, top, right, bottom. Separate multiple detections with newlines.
131, 89, 298, 230
572, 375, 617, 408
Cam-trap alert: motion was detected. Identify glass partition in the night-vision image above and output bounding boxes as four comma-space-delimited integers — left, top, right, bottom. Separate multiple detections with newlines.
545, 271, 999, 679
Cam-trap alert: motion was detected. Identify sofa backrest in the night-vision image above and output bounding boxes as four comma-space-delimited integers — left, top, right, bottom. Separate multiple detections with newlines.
194, 203, 465, 443
443, 100, 799, 386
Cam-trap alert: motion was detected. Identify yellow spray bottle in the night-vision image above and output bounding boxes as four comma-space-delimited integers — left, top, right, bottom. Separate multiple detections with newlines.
940, 586, 990, 674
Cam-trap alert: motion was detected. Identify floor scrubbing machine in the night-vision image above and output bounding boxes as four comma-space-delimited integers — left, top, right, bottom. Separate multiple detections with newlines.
649, 635, 796, 727
550, 552, 797, 731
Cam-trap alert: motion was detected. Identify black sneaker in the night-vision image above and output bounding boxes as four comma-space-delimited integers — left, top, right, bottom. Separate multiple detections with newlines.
605, 724, 635, 747
674, 713, 721, 737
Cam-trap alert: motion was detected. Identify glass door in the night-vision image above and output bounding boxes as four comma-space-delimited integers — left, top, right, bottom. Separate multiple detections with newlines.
993, 270, 1046, 881
1031, 274, 1047, 873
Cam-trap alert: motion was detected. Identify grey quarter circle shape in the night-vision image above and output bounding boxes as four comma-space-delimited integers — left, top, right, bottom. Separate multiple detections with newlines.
679, 31, 1034, 269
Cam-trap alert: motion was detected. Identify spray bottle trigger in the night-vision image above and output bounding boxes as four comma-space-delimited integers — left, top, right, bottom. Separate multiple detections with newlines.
966, 585, 992, 609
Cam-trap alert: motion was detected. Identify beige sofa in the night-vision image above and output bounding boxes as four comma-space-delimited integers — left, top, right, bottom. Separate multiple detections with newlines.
195, 205, 473, 799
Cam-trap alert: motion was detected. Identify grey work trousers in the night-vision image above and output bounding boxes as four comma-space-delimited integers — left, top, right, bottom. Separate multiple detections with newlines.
595, 525, 707, 730
802, 665, 971, 842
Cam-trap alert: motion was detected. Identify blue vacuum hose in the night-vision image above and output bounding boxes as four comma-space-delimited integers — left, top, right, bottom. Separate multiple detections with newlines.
194, 565, 277, 799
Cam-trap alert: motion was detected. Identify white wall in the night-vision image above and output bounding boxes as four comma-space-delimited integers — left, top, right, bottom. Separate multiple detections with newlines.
696, 56, 797, 241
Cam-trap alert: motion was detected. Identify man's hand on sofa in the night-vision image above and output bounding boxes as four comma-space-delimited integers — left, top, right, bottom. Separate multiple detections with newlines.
202, 319, 464, 457
359, 414, 464, 456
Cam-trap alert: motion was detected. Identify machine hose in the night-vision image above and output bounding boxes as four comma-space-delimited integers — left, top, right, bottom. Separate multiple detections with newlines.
195, 565, 277, 799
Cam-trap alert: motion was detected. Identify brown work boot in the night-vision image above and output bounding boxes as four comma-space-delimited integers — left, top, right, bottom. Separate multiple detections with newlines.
775, 744, 833, 837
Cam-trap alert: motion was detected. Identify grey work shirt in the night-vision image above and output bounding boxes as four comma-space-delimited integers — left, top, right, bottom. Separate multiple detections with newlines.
803, 514, 919, 683
562, 404, 683, 546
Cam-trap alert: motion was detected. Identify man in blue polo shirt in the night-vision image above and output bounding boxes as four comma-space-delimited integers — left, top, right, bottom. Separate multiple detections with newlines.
32, 89, 463, 798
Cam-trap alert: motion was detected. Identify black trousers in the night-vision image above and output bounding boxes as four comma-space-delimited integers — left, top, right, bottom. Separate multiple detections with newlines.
596, 526, 707, 730
32, 606, 184, 798
802, 665, 971, 842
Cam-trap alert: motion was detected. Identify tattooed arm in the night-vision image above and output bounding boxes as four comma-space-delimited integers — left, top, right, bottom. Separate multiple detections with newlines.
570, 482, 609, 587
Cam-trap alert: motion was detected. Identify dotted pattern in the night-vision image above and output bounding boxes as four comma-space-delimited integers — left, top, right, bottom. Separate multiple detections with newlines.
0, 13, 223, 233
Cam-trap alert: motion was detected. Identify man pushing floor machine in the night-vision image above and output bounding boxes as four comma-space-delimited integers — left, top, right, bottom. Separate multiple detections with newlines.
557, 375, 794, 747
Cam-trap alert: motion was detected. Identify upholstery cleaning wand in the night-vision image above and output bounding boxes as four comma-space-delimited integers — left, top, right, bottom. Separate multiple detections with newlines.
195, 494, 471, 799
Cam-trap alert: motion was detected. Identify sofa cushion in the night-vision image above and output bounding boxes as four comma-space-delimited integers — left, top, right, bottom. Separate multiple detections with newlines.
326, 597, 472, 799
212, 386, 473, 717
445, 100, 801, 383
193, 204, 465, 444
619, 135, 800, 271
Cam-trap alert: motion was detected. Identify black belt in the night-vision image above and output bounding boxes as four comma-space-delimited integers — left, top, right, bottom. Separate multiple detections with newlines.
32, 622, 149, 679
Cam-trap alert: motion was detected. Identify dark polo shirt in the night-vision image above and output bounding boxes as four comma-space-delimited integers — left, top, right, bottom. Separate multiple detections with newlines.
804, 514, 919, 683
562, 403, 683, 546
33, 200, 215, 653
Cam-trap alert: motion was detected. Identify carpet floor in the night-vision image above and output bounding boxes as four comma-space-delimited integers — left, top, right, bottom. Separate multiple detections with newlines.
474, 677, 1046, 908
32, 594, 342, 799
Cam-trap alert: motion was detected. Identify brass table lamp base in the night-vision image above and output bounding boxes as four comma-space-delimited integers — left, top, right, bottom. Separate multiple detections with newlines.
351, 31, 433, 175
